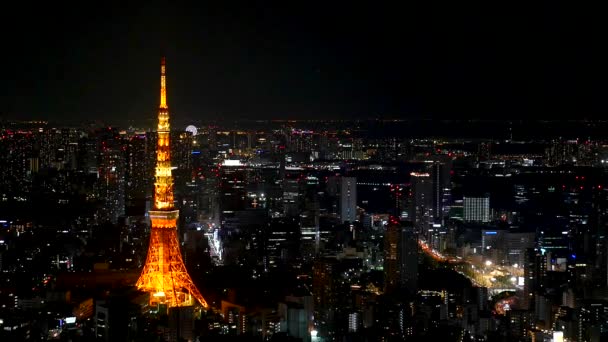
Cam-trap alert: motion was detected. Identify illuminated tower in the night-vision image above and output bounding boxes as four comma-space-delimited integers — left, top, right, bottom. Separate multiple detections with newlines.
136, 57, 208, 309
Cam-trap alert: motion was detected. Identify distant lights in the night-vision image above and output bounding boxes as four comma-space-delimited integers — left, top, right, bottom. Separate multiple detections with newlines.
410, 172, 430, 177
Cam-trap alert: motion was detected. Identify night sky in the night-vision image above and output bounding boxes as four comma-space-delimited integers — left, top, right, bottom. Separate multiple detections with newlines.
1, 2, 606, 124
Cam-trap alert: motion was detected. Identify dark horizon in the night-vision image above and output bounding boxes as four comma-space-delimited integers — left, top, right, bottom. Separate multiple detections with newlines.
4, 116, 608, 143
2, 2, 606, 122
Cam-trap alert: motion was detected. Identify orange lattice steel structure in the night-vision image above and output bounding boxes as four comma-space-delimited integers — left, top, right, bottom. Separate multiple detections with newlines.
136, 57, 208, 309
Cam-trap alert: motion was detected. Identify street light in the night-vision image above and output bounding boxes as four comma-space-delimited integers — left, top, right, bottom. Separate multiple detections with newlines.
485, 260, 492, 267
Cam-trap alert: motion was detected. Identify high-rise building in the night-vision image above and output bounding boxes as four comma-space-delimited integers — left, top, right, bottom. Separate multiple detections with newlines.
0, 131, 35, 195
429, 160, 452, 224
577, 302, 608, 342
326, 175, 357, 222
339, 177, 357, 223
219, 160, 247, 222
266, 217, 300, 267
125, 133, 151, 205
384, 220, 400, 292
506, 232, 535, 267
463, 195, 490, 223
399, 222, 419, 294
384, 218, 418, 295
96, 128, 126, 223
522, 248, 547, 311
79, 134, 99, 174
283, 176, 300, 217
300, 176, 320, 260
313, 257, 337, 326
409, 172, 433, 229
312, 255, 360, 337
482, 229, 507, 265
172, 131, 193, 171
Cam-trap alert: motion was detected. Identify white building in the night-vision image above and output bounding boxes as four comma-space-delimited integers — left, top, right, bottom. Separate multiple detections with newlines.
464, 196, 490, 223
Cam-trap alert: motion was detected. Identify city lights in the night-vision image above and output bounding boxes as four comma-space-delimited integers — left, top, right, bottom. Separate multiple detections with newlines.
0, 4, 606, 340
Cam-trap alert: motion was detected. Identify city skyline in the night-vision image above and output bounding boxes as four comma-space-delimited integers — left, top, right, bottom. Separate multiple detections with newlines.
2, 100, 608, 339
2, 3, 608, 341
2, 2, 605, 122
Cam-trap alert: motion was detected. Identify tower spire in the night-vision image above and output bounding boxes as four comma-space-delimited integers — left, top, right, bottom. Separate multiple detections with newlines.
154, 56, 173, 210
160, 57, 167, 109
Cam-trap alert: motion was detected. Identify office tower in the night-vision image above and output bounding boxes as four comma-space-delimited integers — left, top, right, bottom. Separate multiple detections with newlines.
482, 229, 507, 265
0, 131, 32, 195
97, 128, 126, 223
313, 257, 337, 326
384, 218, 418, 295
410, 171, 432, 225
283, 175, 300, 217
79, 134, 99, 174
266, 218, 300, 267
430, 161, 451, 224
522, 248, 547, 311
136, 57, 207, 310
172, 131, 193, 171
506, 232, 535, 267
577, 302, 608, 342
399, 221, 419, 294
300, 177, 320, 260
219, 160, 247, 221
340, 177, 357, 223
125, 133, 150, 204
463, 195, 490, 223
384, 220, 400, 292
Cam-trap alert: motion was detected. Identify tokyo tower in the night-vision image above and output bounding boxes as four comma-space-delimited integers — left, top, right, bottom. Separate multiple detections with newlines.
136, 57, 208, 309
